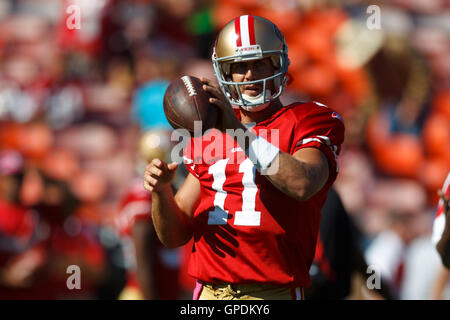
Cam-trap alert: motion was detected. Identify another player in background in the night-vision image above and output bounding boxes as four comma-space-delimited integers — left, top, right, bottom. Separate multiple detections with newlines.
306, 188, 394, 300
0, 151, 40, 293
144, 15, 344, 300
432, 173, 450, 269
117, 130, 182, 299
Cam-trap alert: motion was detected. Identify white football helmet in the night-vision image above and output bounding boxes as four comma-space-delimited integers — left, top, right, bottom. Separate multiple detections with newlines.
212, 15, 290, 112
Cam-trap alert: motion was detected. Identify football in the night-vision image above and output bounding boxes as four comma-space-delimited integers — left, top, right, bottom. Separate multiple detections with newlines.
163, 75, 219, 133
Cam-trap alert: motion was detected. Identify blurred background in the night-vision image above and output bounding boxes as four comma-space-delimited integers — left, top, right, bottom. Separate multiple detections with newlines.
0, 0, 449, 300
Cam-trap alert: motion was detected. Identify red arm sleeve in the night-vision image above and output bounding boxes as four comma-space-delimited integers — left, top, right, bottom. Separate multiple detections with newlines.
290, 102, 345, 179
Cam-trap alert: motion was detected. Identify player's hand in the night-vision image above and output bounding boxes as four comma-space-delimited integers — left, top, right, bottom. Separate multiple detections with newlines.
143, 158, 178, 193
200, 77, 241, 132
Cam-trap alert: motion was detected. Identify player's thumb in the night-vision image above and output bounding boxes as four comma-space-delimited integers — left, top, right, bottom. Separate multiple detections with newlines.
167, 162, 179, 172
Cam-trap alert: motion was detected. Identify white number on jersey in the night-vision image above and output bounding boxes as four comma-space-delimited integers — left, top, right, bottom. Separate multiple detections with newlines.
208, 158, 261, 226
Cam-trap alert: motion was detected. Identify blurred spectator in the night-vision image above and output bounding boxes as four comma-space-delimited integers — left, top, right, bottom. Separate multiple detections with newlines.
306, 188, 394, 300
364, 180, 441, 299
0, 151, 38, 290
131, 80, 172, 131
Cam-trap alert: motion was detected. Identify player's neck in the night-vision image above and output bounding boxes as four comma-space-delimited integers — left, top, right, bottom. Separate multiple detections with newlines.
239, 99, 283, 124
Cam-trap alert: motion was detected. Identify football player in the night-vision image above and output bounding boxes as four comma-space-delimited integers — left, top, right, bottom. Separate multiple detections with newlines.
432, 172, 450, 269
144, 15, 345, 300
117, 130, 182, 299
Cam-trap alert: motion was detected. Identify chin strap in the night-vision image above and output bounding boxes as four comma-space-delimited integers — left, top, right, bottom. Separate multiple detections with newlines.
239, 90, 272, 112
240, 101, 270, 112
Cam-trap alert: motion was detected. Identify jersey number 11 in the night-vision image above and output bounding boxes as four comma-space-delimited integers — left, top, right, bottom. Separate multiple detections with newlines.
207, 158, 261, 226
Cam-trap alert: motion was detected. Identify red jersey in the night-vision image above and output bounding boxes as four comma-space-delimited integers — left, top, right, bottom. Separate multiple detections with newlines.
182, 102, 345, 288
0, 200, 37, 266
432, 173, 450, 245
117, 178, 153, 237
117, 179, 181, 299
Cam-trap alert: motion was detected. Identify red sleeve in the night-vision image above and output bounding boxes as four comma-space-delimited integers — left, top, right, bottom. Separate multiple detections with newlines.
290, 102, 345, 176
118, 181, 152, 235
0, 201, 36, 242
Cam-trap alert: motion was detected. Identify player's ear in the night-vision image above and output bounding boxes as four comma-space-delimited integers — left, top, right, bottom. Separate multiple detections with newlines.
270, 56, 279, 69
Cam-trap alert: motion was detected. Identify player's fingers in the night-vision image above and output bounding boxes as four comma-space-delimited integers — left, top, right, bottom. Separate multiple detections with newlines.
149, 166, 163, 177
202, 84, 223, 99
167, 162, 179, 172
151, 158, 164, 168
145, 175, 159, 187
143, 180, 152, 190
143, 181, 153, 192
200, 77, 214, 85
144, 172, 159, 184
209, 97, 230, 111
201, 81, 219, 90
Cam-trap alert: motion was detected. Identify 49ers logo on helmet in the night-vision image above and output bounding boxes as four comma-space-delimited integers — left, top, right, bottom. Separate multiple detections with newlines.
234, 45, 262, 56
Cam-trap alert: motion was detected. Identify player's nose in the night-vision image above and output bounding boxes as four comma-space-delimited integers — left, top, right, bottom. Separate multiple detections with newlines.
244, 68, 255, 81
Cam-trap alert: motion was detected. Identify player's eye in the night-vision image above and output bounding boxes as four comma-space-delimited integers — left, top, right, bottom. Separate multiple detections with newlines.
231, 62, 247, 74
254, 59, 272, 71
254, 61, 267, 70
231, 59, 271, 76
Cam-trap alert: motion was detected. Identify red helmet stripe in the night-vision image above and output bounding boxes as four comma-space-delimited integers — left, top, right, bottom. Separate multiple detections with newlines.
234, 17, 242, 47
248, 15, 255, 45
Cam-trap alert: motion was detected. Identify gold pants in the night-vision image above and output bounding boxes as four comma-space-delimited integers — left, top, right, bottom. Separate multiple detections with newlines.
118, 286, 144, 300
198, 282, 303, 300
